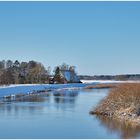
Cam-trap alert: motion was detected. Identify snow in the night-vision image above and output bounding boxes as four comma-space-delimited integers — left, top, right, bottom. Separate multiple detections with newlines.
81, 80, 140, 84
0, 83, 88, 98
0, 84, 42, 89
0, 80, 140, 98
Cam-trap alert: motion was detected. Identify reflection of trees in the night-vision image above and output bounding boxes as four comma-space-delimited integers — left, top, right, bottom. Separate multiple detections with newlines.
0, 90, 79, 114
0, 93, 51, 115
53, 90, 79, 110
0, 103, 44, 115
54, 97, 76, 104
2, 93, 50, 103
96, 115, 140, 139
16, 94, 50, 102
53, 90, 79, 97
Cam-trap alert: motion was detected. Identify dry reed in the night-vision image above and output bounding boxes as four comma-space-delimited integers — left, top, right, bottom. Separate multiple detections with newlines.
90, 83, 140, 118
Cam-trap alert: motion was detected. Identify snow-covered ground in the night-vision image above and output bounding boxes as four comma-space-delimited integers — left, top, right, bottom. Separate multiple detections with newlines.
0, 83, 88, 98
81, 80, 140, 84
0, 84, 42, 89
0, 80, 140, 98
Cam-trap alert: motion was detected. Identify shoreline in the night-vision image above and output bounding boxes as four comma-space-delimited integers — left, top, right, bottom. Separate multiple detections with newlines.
1, 79, 140, 88
90, 108, 140, 127
81, 80, 140, 84
90, 83, 140, 126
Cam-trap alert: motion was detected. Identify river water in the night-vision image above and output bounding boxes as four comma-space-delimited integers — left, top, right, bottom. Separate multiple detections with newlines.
0, 85, 140, 139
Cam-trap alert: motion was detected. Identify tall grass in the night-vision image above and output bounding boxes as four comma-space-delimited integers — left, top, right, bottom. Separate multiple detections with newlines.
91, 83, 140, 117
85, 83, 117, 89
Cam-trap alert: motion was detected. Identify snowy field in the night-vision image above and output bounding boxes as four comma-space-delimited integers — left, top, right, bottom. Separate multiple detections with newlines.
0, 83, 89, 97
0, 80, 140, 98
81, 80, 140, 84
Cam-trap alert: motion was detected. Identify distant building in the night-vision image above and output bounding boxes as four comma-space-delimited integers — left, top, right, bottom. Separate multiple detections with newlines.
60, 70, 81, 83
51, 69, 81, 84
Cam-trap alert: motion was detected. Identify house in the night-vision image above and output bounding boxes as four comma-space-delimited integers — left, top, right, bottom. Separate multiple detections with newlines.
60, 70, 81, 83
52, 69, 81, 84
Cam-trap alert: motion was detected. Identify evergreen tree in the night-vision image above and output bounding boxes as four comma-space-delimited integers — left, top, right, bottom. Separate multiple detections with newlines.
54, 67, 64, 83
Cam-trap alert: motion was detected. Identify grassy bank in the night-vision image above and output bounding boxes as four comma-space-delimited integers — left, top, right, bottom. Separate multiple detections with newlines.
84, 83, 117, 89
90, 83, 140, 126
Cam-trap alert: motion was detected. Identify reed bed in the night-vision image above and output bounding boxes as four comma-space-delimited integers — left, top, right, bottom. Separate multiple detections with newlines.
85, 83, 117, 89
90, 83, 140, 125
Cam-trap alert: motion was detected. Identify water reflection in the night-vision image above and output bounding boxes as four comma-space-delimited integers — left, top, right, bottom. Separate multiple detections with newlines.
82, 88, 109, 93
1, 92, 50, 103
0, 87, 129, 139
0, 90, 79, 115
0, 93, 51, 115
53, 89, 79, 97
16, 94, 49, 102
52, 90, 79, 111
96, 115, 140, 139
54, 97, 76, 104
0, 103, 45, 116
53, 90, 78, 104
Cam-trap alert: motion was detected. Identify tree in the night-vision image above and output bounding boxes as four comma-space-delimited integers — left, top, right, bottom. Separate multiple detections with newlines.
0, 68, 15, 85
0, 59, 50, 84
6, 60, 13, 68
0, 60, 5, 70
13, 60, 20, 68
69, 66, 76, 73
12, 60, 21, 84
18, 62, 28, 84
28, 61, 37, 69
54, 66, 64, 83
60, 63, 69, 71
25, 62, 49, 84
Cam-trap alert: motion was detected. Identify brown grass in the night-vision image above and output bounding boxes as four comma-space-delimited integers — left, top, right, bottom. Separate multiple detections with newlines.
85, 83, 117, 89
90, 83, 140, 117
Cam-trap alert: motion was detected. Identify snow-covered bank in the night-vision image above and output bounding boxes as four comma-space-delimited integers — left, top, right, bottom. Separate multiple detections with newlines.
0, 80, 140, 98
0, 83, 89, 98
0, 84, 42, 89
81, 80, 140, 84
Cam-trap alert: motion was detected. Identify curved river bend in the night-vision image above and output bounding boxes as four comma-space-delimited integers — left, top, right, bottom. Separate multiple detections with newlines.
0, 84, 139, 139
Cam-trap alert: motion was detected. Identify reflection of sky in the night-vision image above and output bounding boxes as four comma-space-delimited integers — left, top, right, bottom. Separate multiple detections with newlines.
0, 88, 137, 139
0, 89, 106, 138
0, 90, 79, 114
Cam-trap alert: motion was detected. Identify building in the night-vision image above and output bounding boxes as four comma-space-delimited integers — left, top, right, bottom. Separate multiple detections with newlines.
52, 69, 81, 84
60, 70, 81, 83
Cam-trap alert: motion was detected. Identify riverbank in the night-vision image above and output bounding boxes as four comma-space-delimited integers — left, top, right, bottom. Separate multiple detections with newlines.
90, 83, 140, 126
0, 83, 89, 99
84, 83, 117, 89
81, 80, 140, 84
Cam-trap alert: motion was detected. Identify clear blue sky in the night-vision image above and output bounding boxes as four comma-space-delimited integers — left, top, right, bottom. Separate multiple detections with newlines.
0, 1, 140, 75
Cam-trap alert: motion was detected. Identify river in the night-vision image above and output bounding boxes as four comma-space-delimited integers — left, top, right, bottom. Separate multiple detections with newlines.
0, 84, 140, 138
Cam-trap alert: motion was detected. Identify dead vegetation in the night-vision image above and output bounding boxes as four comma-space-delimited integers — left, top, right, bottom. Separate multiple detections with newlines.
90, 83, 140, 126
85, 83, 117, 89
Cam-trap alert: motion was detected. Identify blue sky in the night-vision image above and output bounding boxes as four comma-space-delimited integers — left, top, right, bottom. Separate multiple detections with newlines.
0, 1, 140, 75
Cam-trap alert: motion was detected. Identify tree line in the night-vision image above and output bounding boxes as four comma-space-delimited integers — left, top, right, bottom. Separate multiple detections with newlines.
0, 60, 77, 85
0, 60, 50, 85
79, 74, 140, 81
